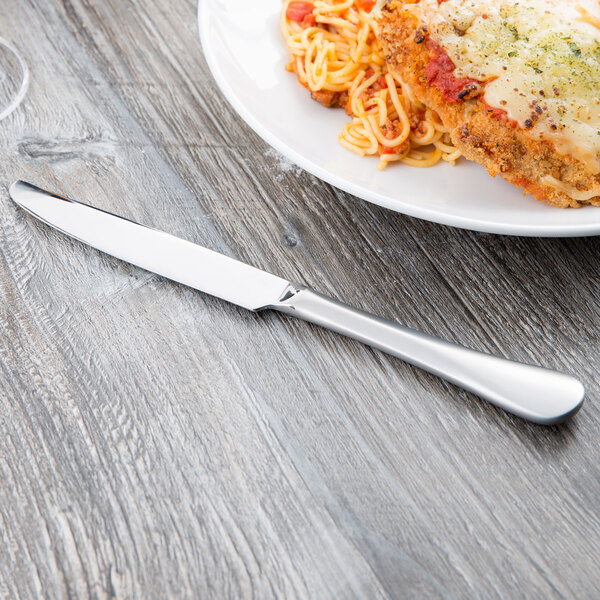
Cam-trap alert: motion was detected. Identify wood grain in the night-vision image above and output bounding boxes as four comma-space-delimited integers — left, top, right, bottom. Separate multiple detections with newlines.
0, 0, 598, 597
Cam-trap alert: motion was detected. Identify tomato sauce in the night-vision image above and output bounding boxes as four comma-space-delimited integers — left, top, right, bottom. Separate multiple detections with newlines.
359, 0, 377, 10
482, 100, 512, 124
425, 41, 478, 103
425, 42, 520, 128
286, 2, 316, 27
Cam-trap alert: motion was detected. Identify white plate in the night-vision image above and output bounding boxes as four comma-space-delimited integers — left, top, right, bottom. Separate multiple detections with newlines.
199, 0, 600, 236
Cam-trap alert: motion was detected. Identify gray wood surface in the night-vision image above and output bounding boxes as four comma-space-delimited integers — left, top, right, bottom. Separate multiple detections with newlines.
0, 0, 599, 598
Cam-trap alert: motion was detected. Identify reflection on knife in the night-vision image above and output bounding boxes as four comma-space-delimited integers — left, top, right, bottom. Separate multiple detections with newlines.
9, 181, 584, 425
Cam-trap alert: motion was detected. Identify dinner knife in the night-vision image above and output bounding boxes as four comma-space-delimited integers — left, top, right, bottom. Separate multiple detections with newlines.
9, 180, 584, 425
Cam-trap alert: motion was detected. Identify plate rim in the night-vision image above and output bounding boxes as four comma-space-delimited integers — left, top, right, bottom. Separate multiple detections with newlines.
198, 1, 600, 237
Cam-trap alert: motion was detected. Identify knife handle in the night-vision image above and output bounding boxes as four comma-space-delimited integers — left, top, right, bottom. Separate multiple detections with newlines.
271, 285, 584, 424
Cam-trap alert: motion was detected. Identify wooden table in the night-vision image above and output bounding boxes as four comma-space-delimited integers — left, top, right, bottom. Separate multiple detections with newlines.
1, 1, 598, 597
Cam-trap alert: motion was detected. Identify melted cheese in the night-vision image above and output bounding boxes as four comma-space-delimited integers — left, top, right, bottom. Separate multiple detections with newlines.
415, 0, 600, 175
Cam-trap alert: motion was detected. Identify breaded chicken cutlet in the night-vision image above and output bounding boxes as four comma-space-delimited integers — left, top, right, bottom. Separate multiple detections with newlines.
376, 0, 600, 208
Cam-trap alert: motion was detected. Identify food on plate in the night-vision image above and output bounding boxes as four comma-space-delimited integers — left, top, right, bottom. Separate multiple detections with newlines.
377, 0, 600, 208
281, 0, 461, 169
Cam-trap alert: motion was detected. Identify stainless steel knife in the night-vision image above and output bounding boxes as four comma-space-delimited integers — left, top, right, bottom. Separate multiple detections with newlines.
9, 180, 584, 425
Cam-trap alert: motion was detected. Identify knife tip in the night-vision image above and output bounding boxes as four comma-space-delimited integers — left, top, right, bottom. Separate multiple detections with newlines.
9, 180, 38, 207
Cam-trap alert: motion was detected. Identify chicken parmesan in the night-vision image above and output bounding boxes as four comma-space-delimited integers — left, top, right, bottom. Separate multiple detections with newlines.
377, 0, 600, 207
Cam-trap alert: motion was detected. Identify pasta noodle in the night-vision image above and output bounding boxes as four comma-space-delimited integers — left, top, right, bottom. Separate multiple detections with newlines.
281, 0, 461, 169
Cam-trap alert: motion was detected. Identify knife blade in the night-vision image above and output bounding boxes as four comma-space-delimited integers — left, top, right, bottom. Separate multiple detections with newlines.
9, 181, 289, 311
9, 180, 585, 425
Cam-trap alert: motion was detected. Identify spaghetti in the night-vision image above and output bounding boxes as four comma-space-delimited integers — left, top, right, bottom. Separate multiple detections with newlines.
281, 0, 461, 169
